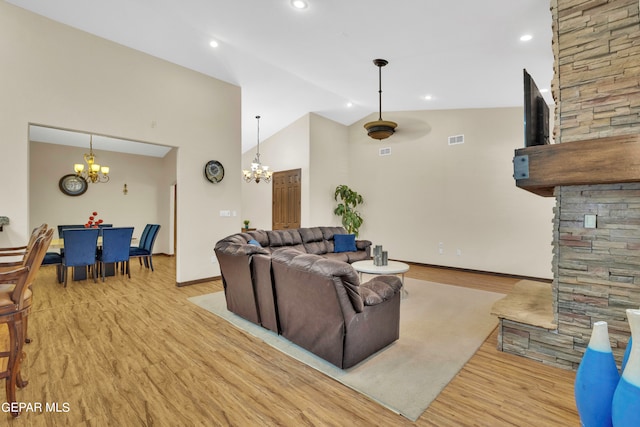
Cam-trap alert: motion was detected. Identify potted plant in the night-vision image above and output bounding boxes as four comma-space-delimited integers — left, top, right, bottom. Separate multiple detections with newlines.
333, 184, 364, 237
243, 220, 250, 230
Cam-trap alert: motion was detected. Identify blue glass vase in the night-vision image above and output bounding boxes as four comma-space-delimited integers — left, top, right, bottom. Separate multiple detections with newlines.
574, 321, 620, 427
612, 309, 640, 427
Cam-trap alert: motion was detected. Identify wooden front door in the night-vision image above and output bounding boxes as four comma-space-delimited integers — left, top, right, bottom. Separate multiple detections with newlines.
272, 169, 301, 230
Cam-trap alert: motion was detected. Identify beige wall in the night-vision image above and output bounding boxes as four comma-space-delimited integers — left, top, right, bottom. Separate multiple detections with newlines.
29, 142, 172, 252
309, 114, 350, 226
244, 107, 555, 279
349, 108, 555, 279
0, 2, 241, 283
241, 114, 311, 230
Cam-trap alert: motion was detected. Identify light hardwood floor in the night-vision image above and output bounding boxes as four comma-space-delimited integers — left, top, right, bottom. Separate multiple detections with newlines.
1, 256, 579, 426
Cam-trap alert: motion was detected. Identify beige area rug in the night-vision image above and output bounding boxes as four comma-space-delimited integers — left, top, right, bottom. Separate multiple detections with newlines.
188, 278, 504, 421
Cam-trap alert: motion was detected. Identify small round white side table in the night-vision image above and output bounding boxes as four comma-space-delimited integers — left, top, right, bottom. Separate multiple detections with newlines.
351, 260, 410, 297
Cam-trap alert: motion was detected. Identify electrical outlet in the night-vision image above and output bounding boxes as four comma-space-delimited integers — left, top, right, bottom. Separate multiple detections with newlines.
211, 256, 217, 264
456, 249, 462, 256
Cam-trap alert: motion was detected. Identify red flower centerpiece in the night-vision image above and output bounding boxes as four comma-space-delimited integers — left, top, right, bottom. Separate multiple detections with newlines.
85, 211, 104, 229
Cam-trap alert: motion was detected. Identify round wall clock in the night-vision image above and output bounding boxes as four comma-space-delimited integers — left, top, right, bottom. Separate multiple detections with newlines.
204, 160, 224, 183
59, 174, 88, 196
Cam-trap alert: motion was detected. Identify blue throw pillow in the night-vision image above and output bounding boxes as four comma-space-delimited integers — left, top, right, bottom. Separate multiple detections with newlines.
334, 234, 356, 253
248, 239, 261, 247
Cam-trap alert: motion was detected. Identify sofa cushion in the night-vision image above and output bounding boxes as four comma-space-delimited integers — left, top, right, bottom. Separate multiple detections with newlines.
322, 252, 350, 263
299, 227, 328, 255
247, 230, 269, 246
299, 227, 325, 243
320, 226, 347, 241
334, 234, 356, 253
267, 229, 305, 253
320, 226, 347, 253
272, 248, 364, 313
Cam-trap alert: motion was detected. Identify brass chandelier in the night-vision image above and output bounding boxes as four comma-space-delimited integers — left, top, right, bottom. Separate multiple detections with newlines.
364, 59, 397, 140
74, 135, 110, 183
243, 116, 273, 184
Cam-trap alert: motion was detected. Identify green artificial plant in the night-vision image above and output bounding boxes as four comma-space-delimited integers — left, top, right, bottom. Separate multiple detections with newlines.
333, 184, 364, 237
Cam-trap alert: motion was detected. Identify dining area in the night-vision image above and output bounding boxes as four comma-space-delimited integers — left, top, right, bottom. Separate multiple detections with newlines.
0, 222, 162, 416
44, 223, 161, 286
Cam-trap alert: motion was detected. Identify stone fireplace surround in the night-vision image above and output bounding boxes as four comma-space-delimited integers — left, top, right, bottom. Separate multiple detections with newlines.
494, 0, 640, 370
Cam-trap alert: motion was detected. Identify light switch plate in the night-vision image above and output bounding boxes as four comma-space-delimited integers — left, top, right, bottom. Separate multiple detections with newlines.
584, 214, 597, 229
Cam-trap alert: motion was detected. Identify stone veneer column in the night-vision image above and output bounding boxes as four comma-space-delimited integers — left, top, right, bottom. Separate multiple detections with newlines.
551, 0, 640, 142
551, 0, 640, 366
555, 183, 640, 363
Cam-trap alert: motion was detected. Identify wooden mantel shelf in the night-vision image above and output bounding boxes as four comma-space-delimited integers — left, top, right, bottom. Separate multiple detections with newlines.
513, 134, 640, 197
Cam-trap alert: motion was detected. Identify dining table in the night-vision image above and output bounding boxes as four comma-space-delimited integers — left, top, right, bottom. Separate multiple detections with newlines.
49, 235, 139, 281
48, 236, 139, 249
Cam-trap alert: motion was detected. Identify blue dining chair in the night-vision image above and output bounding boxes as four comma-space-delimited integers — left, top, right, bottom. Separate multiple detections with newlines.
97, 224, 113, 236
42, 251, 63, 283
98, 227, 134, 281
61, 228, 99, 287
129, 224, 160, 271
57, 225, 86, 238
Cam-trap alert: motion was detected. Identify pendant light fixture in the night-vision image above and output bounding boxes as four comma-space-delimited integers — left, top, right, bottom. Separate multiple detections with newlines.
242, 115, 273, 184
363, 59, 397, 140
74, 135, 110, 183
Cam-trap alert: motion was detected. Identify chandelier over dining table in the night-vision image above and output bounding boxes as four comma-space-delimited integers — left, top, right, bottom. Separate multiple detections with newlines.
74, 135, 110, 183
242, 115, 272, 184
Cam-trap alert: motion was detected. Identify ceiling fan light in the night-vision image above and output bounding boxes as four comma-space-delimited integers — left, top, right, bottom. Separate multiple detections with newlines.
364, 120, 398, 140
366, 58, 397, 140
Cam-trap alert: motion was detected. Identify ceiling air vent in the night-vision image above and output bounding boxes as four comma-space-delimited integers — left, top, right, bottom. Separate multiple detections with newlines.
379, 147, 391, 156
448, 134, 464, 145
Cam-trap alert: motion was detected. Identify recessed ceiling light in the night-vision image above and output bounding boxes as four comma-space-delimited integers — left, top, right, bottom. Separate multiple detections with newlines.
520, 34, 533, 42
209, 40, 219, 48
291, 0, 308, 9
424, 95, 433, 100
346, 102, 353, 108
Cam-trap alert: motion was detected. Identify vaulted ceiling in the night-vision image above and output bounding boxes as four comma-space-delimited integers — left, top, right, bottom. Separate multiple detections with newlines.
8, 0, 554, 152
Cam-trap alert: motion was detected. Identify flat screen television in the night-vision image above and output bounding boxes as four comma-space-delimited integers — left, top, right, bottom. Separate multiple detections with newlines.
523, 68, 549, 147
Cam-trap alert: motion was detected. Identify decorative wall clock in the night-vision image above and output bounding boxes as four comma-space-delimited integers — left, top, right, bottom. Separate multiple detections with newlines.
204, 160, 224, 183
59, 174, 88, 196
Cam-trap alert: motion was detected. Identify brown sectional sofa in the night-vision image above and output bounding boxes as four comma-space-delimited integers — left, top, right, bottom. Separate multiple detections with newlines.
214, 226, 402, 368
271, 248, 401, 368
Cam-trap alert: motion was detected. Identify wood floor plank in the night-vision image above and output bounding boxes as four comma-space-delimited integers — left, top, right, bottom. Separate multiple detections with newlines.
0, 256, 578, 426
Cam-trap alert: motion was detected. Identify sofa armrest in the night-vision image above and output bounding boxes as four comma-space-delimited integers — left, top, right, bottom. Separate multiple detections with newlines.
360, 275, 402, 306
214, 241, 269, 257
355, 239, 371, 259
355, 239, 371, 250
